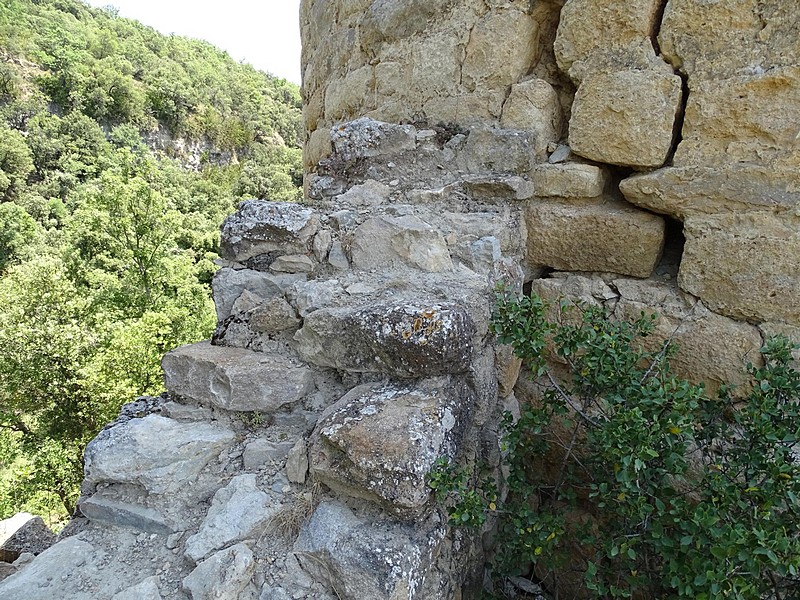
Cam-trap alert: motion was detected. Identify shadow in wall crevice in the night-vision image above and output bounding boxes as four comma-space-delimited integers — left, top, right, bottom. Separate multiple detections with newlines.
654, 216, 686, 281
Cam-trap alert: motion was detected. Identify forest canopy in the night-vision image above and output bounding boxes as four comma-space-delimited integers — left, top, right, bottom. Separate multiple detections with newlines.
0, 0, 303, 523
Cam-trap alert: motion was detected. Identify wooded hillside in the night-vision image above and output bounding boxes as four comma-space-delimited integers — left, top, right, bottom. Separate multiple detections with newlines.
0, 0, 303, 524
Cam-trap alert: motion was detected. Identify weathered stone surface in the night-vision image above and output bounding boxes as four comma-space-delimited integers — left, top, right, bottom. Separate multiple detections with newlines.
462, 9, 540, 92
613, 278, 764, 396
673, 68, 800, 167
548, 144, 572, 164
335, 179, 391, 207
183, 543, 254, 600
525, 200, 666, 278
529, 274, 614, 333
294, 501, 445, 600
305, 127, 333, 169
532, 273, 617, 306
331, 118, 416, 162
0, 538, 95, 599
243, 439, 295, 470
659, 0, 800, 80
360, 0, 446, 44
327, 242, 349, 270
162, 341, 314, 412
312, 230, 332, 262
620, 164, 800, 219
463, 176, 534, 201
0, 513, 55, 557
112, 576, 162, 600
531, 163, 609, 198
185, 475, 276, 562
679, 213, 800, 325
350, 215, 453, 272
555, 0, 663, 82
500, 78, 563, 160
249, 297, 301, 333
269, 254, 315, 274
230, 289, 262, 316
465, 236, 502, 274
287, 279, 342, 317
495, 345, 523, 398
569, 69, 683, 168
324, 65, 374, 120
212, 268, 283, 321
422, 89, 505, 127
462, 127, 534, 174
79, 495, 174, 534
0, 563, 16, 583
220, 201, 317, 262
310, 379, 473, 512
293, 301, 476, 377
84, 415, 235, 494
286, 438, 309, 484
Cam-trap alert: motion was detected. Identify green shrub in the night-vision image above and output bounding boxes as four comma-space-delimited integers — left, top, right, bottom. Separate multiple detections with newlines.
430, 288, 800, 599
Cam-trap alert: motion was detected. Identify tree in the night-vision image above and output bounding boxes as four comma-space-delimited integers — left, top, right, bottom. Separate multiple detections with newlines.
0, 257, 105, 515
0, 125, 34, 200
235, 141, 302, 201
0, 201, 38, 271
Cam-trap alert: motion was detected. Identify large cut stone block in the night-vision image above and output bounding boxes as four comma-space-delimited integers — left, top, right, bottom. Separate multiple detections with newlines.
0, 538, 96, 600
79, 494, 174, 535
569, 69, 683, 168
679, 213, 800, 325
612, 278, 764, 396
531, 163, 609, 198
162, 341, 314, 412
673, 68, 800, 167
500, 78, 563, 160
0, 513, 55, 556
310, 379, 473, 513
620, 164, 800, 220
84, 415, 235, 494
293, 300, 476, 377
659, 0, 799, 80
182, 544, 254, 600
462, 9, 540, 92
525, 200, 666, 278
554, 0, 664, 82
462, 127, 534, 174
219, 200, 317, 262
330, 117, 416, 162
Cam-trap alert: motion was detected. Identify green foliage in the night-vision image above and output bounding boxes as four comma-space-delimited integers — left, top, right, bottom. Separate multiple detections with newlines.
0, 201, 38, 271
235, 141, 303, 202
0, 0, 304, 523
433, 288, 800, 600
428, 457, 497, 529
0, 125, 34, 200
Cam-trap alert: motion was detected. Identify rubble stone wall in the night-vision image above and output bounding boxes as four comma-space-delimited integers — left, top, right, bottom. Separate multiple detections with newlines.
1, 2, 797, 600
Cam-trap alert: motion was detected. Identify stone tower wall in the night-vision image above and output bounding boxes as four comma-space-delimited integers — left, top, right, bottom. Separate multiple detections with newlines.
301, 0, 800, 380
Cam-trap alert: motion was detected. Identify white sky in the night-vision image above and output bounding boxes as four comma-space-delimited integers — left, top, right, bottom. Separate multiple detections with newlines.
84, 0, 303, 84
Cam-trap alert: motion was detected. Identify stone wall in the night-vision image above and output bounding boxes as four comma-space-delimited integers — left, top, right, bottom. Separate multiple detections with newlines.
1, 2, 797, 599
302, 0, 799, 377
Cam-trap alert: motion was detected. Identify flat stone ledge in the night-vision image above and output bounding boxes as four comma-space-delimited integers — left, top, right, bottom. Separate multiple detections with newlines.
162, 341, 314, 412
